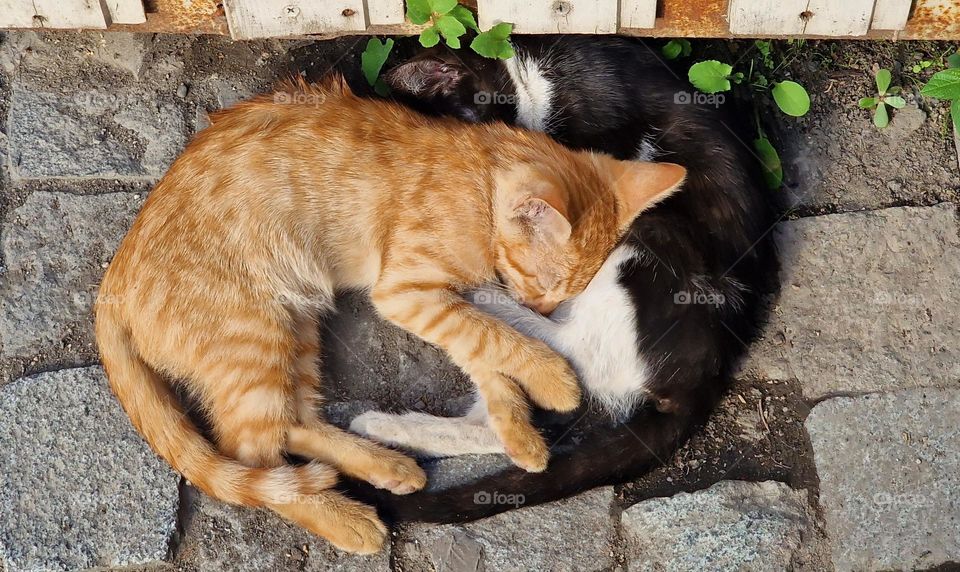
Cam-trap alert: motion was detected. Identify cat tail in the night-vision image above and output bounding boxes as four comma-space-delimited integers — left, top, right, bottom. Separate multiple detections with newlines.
95, 305, 337, 508
349, 400, 711, 524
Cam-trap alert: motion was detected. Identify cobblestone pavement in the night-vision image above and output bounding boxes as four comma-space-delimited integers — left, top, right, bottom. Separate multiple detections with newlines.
0, 32, 958, 572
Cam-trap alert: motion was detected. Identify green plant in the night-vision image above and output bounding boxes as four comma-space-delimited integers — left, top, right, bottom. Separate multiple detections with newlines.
949, 51, 960, 69
360, 37, 395, 96
407, 0, 513, 58
688, 60, 743, 93
912, 59, 934, 74
361, 2, 514, 95
662, 39, 692, 60
859, 69, 906, 129
920, 67, 960, 132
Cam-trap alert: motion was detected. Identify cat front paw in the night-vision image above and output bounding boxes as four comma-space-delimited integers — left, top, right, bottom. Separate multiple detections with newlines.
512, 343, 582, 413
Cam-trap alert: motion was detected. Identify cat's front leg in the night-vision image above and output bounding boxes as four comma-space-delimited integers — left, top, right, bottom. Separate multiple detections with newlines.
371, 284, 577, 471
372, 283, 581, 414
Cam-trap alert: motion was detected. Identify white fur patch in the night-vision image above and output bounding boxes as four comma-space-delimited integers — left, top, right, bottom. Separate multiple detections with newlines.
552, 245, 650, 421
635, 135, 662, 162
504, 55, 553, 132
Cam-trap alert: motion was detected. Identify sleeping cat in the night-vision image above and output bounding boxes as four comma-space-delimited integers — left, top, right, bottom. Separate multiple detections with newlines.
94, 75, 685, 553
347, 36, 777, 522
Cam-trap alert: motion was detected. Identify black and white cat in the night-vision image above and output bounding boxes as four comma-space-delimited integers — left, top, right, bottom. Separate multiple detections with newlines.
347, 36, 778, 522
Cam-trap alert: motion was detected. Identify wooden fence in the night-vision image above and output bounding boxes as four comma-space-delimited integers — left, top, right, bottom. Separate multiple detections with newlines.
0, 0, 957, 39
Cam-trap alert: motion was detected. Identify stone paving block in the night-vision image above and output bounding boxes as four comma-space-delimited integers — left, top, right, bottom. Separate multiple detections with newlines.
175, 496, 389, 572
739, 204, 960, 398
806, 389, 960, 571
0, 366, 179, 572
400, 486, 615, 572
0, 191, 143, 363
8, 84, 185, 178
621, 480, 813, 572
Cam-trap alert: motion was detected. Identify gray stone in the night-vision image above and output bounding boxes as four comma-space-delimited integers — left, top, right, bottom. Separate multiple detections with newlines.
0, 366, 179, 572
739, 204, 960, 398
0, 191, 144, 362
806, 389, 960, 571
8, 84, 185, 178
400, 486, 615, 572
176, 496, 389, 572
91, 33, 148, 78
621, 480, 812, 572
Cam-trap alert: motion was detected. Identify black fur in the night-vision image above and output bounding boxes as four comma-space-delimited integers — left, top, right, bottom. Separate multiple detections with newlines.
345, 36, 779, 523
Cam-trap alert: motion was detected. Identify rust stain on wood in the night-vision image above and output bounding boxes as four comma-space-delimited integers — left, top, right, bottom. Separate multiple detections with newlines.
116, 0, 228, 34
654, 0, 728, 37
905, 0, 960, 37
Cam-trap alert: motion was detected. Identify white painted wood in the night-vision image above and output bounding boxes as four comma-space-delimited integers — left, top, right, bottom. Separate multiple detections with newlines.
224, 0, 367, 40
366, 0, 404, 25
619, 0, 657, 29
728, 0, 807, 35
803, 0, 875, 35
478, 0, 618, 34
106, 0, 146, 25
729, 0, 874, 35
870, 0, 911, 29
0, 0, 110, 29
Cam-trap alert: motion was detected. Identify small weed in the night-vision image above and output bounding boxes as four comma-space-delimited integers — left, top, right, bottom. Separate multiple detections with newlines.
859, 68, 906, 129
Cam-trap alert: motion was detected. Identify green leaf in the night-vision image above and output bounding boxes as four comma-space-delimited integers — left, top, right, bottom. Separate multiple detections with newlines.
470, 23, 514, 60
875, 68, 892, 95
373, 77, 391, 97
662, 40, 683, 60
428, 0, 458, 15
772, 80, 810, 117
753, 137, 783, 189
755, 40, 771, 58
450, 5, 479, 31
360, 37, 395, 88
419, 26, 440, 48
951, 99, 960, 132
912, 64, 922, 74
921, 69, 960, 100
874, 103, 889, 128
406, 0, 431, 24
858, 97, 876, 109
688, 60, 733, 94
731, 71, 745, 84
680, 39, 692, 57
436, 14, 466, 48
884, 95, 906, 109
948, 52, 960, 69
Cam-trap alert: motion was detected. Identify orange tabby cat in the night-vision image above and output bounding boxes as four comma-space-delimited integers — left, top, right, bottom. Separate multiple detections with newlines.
94, 77, 685, 553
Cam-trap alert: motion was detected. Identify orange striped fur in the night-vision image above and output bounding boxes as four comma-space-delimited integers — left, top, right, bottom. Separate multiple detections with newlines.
95, 76, 685, 553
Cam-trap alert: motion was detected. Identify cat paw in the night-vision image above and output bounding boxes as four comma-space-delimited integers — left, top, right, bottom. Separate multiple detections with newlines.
499, 423, 549, 473
364, 450, 427, 495
514, 344, 582, 413
324, 500, 389, 555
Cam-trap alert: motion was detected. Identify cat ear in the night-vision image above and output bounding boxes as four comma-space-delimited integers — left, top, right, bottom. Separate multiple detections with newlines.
603, 158, 687, 228
513, 197, 572, 244
384, 57, 468, 98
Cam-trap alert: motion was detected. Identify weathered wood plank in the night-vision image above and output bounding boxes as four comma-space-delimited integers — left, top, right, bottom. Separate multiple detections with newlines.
871, 0, 912, 30
106, 0, 146, 25
478, 0, 618, 34
803, 0, 875, 35
728, 0, 807, 35
366, 0, 405, 25
619, 0, 657, 29
0, 0, 110, 29
224, 0, 367, 40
